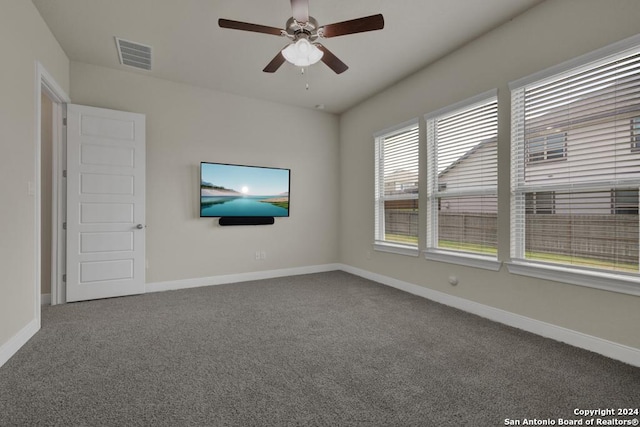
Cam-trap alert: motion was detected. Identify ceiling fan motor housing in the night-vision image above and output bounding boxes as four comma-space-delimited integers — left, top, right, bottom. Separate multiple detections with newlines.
285, 16, 319, 42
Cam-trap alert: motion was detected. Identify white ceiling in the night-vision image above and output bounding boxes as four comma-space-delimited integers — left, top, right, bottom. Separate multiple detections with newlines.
33, 0, 543, 114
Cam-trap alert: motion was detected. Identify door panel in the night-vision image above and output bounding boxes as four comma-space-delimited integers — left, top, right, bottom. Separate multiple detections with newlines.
80, 259, 133, 283
80, 232, 133, 253
81, 174, 134, 195
80, 144, 134, 167
80, 203, 134, 223
66, 104, 145, 302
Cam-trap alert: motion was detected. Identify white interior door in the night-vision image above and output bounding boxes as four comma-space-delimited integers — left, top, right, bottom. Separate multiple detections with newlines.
66, 104, 145, 302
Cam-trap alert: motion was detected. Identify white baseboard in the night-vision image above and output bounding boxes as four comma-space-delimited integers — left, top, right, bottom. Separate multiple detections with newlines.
41, 293, 51, 306
339, 264, 640, 368
146, 263, 342, 293
5, 264, 636, 369
0, 318, 39, 368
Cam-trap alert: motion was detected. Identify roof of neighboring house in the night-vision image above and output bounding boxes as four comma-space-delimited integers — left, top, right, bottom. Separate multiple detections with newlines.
438, 139, 495, 177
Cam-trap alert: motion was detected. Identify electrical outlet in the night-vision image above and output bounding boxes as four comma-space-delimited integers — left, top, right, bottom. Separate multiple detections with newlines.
261, 251, 267, 260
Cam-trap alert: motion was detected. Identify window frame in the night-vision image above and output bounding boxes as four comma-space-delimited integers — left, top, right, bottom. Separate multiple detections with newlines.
373, 118, 420, 257
423, 89, 501, 271
526, 191, 556, 215
611, 189, 639, 215
632, 117, 640, 152
526, 132, 567, 163
508, 34, 640, 296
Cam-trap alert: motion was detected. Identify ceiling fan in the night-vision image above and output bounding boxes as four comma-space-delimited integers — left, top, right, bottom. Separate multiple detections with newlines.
218, 0, 384, 74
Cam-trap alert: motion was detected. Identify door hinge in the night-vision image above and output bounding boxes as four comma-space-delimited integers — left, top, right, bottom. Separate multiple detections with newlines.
63, 117, 67, 126
62, 274, 66, 282
63, 170, 67, 178
62, 222, 67, 230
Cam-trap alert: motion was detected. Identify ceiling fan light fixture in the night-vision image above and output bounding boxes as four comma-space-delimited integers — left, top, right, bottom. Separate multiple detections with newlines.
282, 38, 324, 67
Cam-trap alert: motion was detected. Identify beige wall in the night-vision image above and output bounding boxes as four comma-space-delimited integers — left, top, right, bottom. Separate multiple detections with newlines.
339, 0, 640, 349
70, 62, 340, 284
0, 2, 69, 345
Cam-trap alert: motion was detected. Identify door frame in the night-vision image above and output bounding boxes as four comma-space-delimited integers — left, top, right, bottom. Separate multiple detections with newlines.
36, 62, 70, 312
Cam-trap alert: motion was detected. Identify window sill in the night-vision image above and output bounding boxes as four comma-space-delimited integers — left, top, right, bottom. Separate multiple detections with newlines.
373, 242, 420, 257
506, 260, 640, 296
423, 249, 502, 271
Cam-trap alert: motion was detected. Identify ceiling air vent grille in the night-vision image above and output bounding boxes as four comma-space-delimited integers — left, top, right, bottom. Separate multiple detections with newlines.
115, 37, 152, 70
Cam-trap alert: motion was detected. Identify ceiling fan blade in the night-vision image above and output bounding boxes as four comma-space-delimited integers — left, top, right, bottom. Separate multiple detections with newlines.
320, 14, 384, 38
291, 0, 309, 23
263, 49, 287, 73
218, 19, 284, 36
316, 44, 348, 74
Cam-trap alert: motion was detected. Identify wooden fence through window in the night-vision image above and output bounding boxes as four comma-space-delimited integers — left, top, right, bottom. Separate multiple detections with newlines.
384, 211, 639, 265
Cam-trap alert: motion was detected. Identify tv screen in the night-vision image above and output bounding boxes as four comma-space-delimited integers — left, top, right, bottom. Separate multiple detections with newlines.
200, 162, 290, 218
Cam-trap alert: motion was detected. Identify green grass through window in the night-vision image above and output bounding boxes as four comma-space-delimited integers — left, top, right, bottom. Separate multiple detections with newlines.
385, 234, 418, 245
383, 235, 638, 272
525, 251, 638, 273
438, 240, 497, 255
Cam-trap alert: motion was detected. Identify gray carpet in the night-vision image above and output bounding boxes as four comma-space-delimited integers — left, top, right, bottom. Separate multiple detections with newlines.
1, 271, 638, 426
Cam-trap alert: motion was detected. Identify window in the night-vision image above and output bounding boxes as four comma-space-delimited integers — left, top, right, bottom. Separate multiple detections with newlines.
612, 189, 639, 214
425, 90, 498, 259
527, 133, 567, 162
511, 40, 640, 279
632, 117, 640, 151
526, 192, 555, 214
374, 119, 419, 253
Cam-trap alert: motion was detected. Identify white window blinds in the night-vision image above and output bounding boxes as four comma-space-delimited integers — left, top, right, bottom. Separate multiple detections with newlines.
374, 120, 419, 247
425, 90, 498, 256
511, 42, 640, 275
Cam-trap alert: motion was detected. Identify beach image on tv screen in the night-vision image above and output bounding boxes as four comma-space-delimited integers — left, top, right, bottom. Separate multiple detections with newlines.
200, 163, 290, 217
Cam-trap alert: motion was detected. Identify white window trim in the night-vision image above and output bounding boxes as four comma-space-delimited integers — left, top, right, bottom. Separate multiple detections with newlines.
424, 89, 499, 262
374, 242, 420, 257
424, 89, 498, 121
509, 33, 640, 295
424, 249, 502, 271
372, 118, 420, 139
506, 261, 640, 297
508, 33, 640, 91
373, 118, 420, 256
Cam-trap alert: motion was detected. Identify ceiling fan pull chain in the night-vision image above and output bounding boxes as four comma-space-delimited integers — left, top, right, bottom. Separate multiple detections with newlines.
298, 67, 308, 90
301, 67, 311, 91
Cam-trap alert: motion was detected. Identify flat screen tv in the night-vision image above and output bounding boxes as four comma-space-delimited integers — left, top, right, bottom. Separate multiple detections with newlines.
200, 162, 290, 218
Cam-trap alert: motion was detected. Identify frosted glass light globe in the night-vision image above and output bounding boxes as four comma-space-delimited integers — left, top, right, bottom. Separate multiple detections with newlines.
282, 39, 324, 67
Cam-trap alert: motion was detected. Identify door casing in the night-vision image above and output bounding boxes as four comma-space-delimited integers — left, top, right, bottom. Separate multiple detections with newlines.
36, 62, 70, 311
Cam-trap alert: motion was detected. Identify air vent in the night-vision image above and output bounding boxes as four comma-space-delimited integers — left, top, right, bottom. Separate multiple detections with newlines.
115, 37, 152, 70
